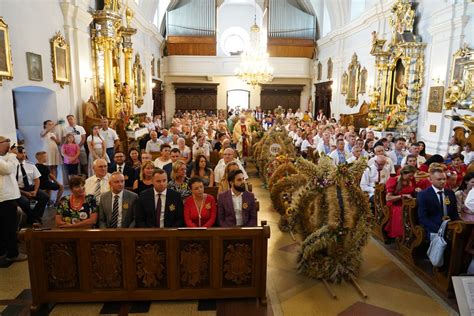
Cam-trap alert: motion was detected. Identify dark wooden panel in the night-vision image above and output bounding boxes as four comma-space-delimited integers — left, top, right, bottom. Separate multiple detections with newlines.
20, 225, 270, 311
174, 83, 218, 112
314, 81, 332, 118
167, 36, 216, 56
267, 38, 315, 58
260, 84, 304, 111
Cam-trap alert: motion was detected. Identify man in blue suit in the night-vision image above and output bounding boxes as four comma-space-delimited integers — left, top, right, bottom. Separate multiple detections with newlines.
417, 168, 459, 239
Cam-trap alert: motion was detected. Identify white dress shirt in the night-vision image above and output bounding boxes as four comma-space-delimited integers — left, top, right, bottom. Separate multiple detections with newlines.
360, 164, 390, 197
214, 159, 249, 183
154, 158, 172, 169
192, 143, 211, 160
16, 161, 41, 189
465, 189, 474, 212
146, 139, 163, 153
0, 153, 21, 202
154, 188, 167, 227
111, 191, 124, 228
85, 174, 111, 196
316, 142, 332, 155
99, 128, 119, 149
329, 150, 349, 165
231, 190, 243, 226
300, 140, 314, 153
462, 151, 474, 165
368, 156, 396, 174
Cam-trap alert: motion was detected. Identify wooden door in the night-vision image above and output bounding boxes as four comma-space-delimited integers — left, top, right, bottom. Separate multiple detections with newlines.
152, 80, 163, 117
314, 81, 332, 118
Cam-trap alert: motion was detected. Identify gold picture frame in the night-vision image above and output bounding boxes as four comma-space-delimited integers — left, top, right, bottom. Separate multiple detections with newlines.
341, 71, 348, 95
327, 58, 333, 80
50, 31, 70, 88
0, 17, 13, 85
26, 52, 43, 81
133, 54, 146, 107
427, 86, 444, 113
450, 44, 472, 82
317, 61, 322, 81
359, 67, 367, 94
151, 55, 155, 77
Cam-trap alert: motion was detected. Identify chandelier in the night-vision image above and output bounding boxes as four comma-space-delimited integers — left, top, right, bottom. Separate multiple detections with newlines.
236, 16, 273, 86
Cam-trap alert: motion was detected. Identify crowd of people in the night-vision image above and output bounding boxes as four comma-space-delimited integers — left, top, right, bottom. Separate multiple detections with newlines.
0, 110, 258, 262
1, 105, 473, 265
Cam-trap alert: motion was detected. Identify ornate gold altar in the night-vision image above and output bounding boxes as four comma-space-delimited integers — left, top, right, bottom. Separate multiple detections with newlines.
368, 0, 425, 132
444, 44, 474, 148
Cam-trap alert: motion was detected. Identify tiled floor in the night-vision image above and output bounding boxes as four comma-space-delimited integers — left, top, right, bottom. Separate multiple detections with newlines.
0, 164, 455, 315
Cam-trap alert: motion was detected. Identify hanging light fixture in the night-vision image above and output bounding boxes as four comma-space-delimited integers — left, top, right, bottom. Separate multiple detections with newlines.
235, 2, 273, 87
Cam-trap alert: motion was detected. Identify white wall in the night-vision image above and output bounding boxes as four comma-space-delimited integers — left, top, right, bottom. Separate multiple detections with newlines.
314, 0, 473, 155
0, 0, 163, 142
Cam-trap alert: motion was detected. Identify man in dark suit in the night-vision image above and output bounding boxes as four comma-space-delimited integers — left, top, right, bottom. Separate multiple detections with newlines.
163, 148, 181, 179
108, 151, 136, 189
98, 172, 138, 228
136, 169, 184, 228
417, 167, 459, 239
218, 169, 257, 227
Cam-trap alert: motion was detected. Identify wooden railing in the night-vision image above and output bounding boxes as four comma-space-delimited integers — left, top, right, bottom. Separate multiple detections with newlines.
371, 183, 390, 242
20, 222, 270, 312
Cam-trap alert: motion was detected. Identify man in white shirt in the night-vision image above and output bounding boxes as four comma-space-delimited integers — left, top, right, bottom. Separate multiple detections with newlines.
401, 142, 426, 167
388, 137, 407, 167
462, 143, 474, 165
329, 139, 349, 165
98, 172, 138, 228
159, 129, 173, 144
145, 131, 163, 153
368, 145, 396, 175
347, 146, 363, 163
316, 131, 332, 156
63, 114, 88, 175
0, 136, 27, 262
99, 118, 119, 161
465, 188, 474, 212
360, 155, 390, 199
15, 146, 49, 225
192, 136, 211, 161
344, 133, 356, 154
214, 148, 248, 183
85, 158, 110, 202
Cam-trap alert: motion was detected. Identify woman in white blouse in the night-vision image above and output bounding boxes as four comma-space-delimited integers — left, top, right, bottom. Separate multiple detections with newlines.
40, 120, 62, 177
86, 125, 109, 176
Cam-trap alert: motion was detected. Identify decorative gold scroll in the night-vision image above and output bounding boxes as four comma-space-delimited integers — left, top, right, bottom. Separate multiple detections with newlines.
133, 54, 146, 107
0, 17, 13, 85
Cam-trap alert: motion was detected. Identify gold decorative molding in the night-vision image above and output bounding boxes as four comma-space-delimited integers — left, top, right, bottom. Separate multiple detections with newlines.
445, 44, 473, 110
0, 17, 13, 85
133, 54, 146, 108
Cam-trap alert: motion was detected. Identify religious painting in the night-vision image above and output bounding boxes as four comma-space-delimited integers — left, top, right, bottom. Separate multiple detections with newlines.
26, 52, 43, 81
359, 67, 367, 94
390, 58, 405, 105
157, 58, 160, 78
346, 53, 360, 107
133, 53, 146, 107
427, 86, 444, 113
0, 17, 13, 84
151, 55, 155, 77
50, 32, 70, 88
327, 58, 333, 80
450, 44, 472, 82
341, 71, 348, 95
317, 61, 322, 81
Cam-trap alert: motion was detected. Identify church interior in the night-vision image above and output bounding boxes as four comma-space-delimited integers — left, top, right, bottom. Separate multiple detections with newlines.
0, 0, 474, 315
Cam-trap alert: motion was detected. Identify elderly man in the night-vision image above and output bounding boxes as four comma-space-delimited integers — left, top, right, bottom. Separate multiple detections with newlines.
85, 158, 110, 203
0, 136, 27, 262
99, 118, 119, 161
368, 145, 396, 175
159, 129, 173, 144
98, 172, 138, 228
145, 131, 163, 154
192, 136, 211, 161
214, 148, 248, 183
360, 155, 391, 199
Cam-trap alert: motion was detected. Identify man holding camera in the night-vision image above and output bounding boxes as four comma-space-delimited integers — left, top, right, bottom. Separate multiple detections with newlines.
0, 136, 27, 262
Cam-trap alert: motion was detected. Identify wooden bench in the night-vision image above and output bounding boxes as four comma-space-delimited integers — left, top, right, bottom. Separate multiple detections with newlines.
372, 183, 390, 242
396, 197, 425, 265
20, 222, 270, 312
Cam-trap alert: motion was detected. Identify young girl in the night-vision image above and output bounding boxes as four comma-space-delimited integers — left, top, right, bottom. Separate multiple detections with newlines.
40, 120, 62, 178
61, 133, 80, 178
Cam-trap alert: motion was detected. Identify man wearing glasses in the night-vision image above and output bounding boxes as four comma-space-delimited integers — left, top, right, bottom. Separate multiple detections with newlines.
63, 115, 87, 176
0, 136, 27, 262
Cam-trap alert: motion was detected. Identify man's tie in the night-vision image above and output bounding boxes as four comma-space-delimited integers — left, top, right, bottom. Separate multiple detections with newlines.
118, 165, 122, 173
155, 193, 162, 228
94, 179, 101, 202
111, 195, 119, 228
20, 163, 30, 188
437, 191, 447, 216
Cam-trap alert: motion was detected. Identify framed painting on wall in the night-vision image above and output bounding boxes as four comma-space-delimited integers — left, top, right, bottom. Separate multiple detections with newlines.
50, 31, 70, 88
26, 52, 43, 81
0, 17, 13, 84
427, 86, 444, 113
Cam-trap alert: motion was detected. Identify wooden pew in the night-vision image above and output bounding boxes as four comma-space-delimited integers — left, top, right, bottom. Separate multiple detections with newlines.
372, 183, 390, 242
396, 197, 425, 265
20, 222, 271, 312
204, 186, 219, 201
210, 151, 221, 169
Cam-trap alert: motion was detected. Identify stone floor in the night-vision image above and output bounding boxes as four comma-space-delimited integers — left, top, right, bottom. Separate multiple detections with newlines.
0, 163, 456, 315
